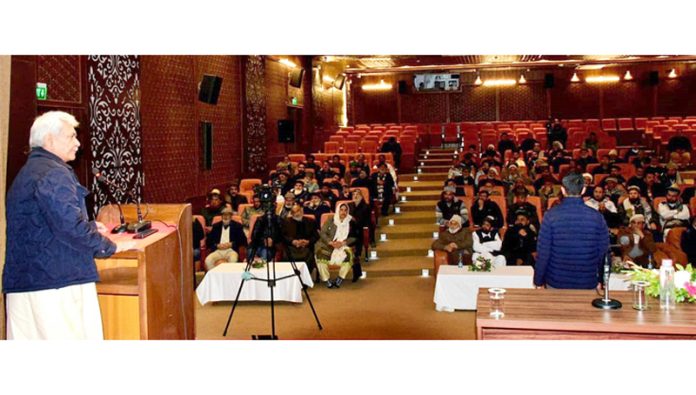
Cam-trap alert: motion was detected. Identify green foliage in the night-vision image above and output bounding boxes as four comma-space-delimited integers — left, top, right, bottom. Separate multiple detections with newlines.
468, 256, 492, 272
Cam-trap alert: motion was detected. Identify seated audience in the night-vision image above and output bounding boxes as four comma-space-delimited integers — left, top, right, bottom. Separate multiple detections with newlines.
645, 170, 667, 201
472, 216, 506, 268
304, 154, 320, 173
585, 185, 621, 229
582, 132, 599, 154
436, 187, 469, 227
502, 211, 537, 266
329, 155, 346, 178
497, 132, 517, 157
205, 207, 248, 271
470, 189, 504, 229
591, 155, 613, 176
282, 205, 319, 281
626, 167, 648, 197
200, 188, 228, 230
289, 180, 309, 205
431, 215, 473, 265
656, 186, 691, 234
604, 177, 627, 205
621, 186, 655, 228
506, 189, 540, 230
316, 162, 335, 185
662, 162, 683, 187
303, 192, 331, 222
193, 218, 205, 262
617, 214, 666, 267
315, 203, 359, 288
319, 183, 338, 210
276, 192, 296, 219
225, 183, 248, 214
241, 195, 265, 237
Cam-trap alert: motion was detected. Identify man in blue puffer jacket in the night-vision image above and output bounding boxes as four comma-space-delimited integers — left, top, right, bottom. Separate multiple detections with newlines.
534, 173, 609, 289
3, 111, 133, 339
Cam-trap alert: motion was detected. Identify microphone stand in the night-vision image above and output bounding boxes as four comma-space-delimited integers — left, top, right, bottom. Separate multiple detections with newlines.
93, 168, 128, 233
93, 168, 152, 235
591, 245, 622, 310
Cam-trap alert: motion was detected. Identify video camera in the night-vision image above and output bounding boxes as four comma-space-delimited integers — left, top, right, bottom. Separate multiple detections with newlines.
253, 184, 276, 208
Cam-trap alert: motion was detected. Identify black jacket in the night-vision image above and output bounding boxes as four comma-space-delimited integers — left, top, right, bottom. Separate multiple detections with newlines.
206, 220, 248, 253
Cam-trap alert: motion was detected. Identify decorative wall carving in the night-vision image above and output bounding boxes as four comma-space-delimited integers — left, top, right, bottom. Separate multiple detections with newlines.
37, 55, 82, 103
245, 56, 267, 174
87, 55, 143, 215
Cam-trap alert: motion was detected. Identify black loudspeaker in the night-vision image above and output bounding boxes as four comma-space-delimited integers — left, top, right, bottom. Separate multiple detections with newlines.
544, 73, 555, 89
649, 71, 659, 86
278, 119, 295, 143
333, 74, 346, 90
289, 68, 305, 88
398, 80, 408, 94
199, 75, 223, 104
200, 121, 213, 170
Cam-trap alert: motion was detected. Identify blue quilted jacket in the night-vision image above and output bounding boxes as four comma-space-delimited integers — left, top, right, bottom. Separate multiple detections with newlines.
3, 148, 117, 293
534, 197, 609, 289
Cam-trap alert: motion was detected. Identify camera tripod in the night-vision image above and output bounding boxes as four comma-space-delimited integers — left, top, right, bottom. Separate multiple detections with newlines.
222, 209, 323, 339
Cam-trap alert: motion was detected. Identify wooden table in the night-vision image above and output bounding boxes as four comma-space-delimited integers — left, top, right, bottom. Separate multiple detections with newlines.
476, 288, 696, 340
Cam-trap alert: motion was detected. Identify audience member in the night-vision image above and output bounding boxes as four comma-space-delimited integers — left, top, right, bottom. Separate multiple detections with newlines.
380, 136, 403, 169
204, 207, 248, 271
319, 183, 338, 210
200, 188, 227, 229
316, 162, 335, 185
497, 132, 517, 157
472, 216, 506, 268
289, 180, 309, 205
282, 205, 319, 281
603, 177, 627, 205
304, 154, 320, 173
585, 185, 621, 229
582, 132, 599, 154
617, 214, 665, 267
656, 186, 691, 234
303, 192, 331, 222
436, 187, 469, 227
372, 162, 396, 216
621, 186, 655, 228
241, 195, 265, 237
502, 212, 538, 266
470, 189, 504, 229
193, 218, 205, 262
506, 189, 540, 230
315, 203, 358, 288
431, 215, 473, 265
591, 155, 613, 176
680, 217, 696, 265
330, 155, 346, 178
348, 189, 376, 255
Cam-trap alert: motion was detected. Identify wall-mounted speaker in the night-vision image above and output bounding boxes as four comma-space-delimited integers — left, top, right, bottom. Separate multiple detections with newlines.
398, 80, 408, 94
199, 75, 223, 104
289, 68, 305, 88
649, 71, 659, 86
200, 121, 213, 170
278, 119, 295, 143
333, 74, 346, 90
544, 73, 555, 89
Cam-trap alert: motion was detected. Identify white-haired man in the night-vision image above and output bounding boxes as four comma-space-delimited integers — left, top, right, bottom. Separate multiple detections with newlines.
4, 111, 134, 339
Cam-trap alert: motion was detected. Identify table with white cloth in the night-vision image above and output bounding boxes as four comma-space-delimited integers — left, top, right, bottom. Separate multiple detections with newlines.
196, 262, 313, 305
434, 265, 633, 312
434, 265, 535, 312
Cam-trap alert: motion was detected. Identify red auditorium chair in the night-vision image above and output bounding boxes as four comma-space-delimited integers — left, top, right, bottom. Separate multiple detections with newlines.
634, 118, 648, 131
240, 178, 262, 193
346, 135, 362, 144
329, 135, 345, 145
324, 141, 340, 153
663, 120, 679, 128
585, 119, 601, 132
618, 118, 634, 131
601, 118, 618, 132
344, 141, 359, 153
442, 123, 459, 147
288, 154, 305, 163
673, 124, 689, 132
568, 119, 585, 130
360, 140, 378, 153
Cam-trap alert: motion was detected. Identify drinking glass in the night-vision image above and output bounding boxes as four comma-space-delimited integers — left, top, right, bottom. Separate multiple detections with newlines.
488, 288, 506, 318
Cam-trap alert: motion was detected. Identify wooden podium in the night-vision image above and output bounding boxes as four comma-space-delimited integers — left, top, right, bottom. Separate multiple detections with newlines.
95, 204, 194, 340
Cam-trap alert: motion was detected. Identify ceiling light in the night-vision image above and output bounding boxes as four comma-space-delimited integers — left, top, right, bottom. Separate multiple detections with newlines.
586, 75, 620, 83
279, 58, 297, 68
571, 72, 580, 82
518, 74, 527, 84
482, 79, 517, 87
362, 79, 393, 91
623, 70, 633, 81
474, 75, 482, 85
668, 69, 678, 78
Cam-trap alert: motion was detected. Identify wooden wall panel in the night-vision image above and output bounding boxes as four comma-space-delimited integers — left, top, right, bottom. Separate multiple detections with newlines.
450, 86, 496, 121
401, 92, 447, 123
499, 83, 547, 121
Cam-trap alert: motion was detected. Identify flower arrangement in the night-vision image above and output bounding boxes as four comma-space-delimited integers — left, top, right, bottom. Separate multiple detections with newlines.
623, 262, 696, 303
469, 256, 492, 272
251, 258, 267, 269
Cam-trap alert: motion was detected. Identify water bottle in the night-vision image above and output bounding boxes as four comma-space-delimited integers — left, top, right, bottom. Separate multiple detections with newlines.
647, 254, 654, 270
659, 259, 676, 310
457, 251, 464, 269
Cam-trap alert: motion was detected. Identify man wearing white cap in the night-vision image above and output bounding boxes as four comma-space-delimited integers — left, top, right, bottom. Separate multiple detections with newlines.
622, 185, 655, 229
431, 215, 473, 265
205, 207, 247, 271
617, 214, 666, 267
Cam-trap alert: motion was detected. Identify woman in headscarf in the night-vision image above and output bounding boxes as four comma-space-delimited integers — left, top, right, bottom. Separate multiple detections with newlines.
315, 203, 359, 288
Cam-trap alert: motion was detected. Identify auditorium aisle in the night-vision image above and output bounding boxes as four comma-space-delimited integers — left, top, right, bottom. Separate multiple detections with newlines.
194, 148, 477, 340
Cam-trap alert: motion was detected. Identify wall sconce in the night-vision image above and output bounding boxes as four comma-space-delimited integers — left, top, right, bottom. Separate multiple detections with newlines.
668, 69, 678, 78
518, 74, 527, 84
474, 75, 483, 85
571, 72, 580, 82
623, 70, 633, 81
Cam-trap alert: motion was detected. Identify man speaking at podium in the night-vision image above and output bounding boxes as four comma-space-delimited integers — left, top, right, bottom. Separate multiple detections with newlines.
3, 111, 133, 340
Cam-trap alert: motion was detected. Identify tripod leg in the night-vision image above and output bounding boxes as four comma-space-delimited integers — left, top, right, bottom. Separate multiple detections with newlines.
222, 259, 253, 336
287, 255, 323, 330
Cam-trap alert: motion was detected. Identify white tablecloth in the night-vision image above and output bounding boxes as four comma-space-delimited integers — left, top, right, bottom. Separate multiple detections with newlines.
434, 265, 535, 312
196, 262, 313, 305
433, 266, 633, 312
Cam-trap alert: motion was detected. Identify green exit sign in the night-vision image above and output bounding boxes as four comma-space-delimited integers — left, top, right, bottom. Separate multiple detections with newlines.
36, 83, 47, 100
291, 96, 298, 106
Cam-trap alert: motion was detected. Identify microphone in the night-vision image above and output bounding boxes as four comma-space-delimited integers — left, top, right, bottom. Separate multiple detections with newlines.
93, 168, 128, 234
92, 168, 152, 235
591, 244, 622, 310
